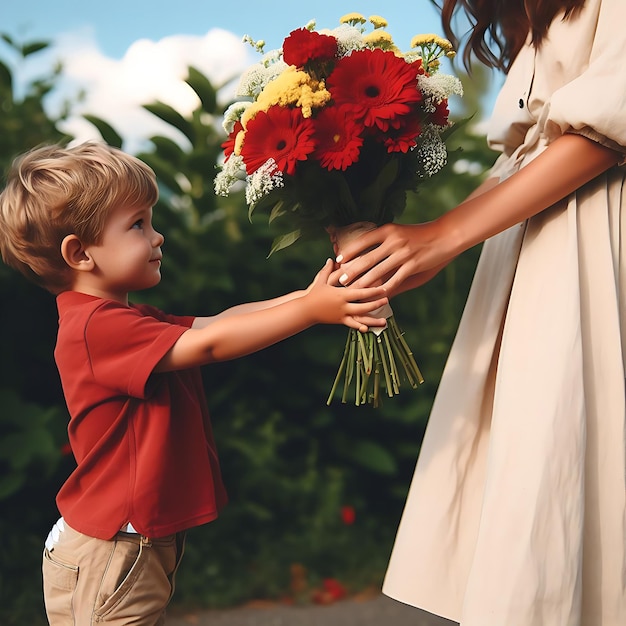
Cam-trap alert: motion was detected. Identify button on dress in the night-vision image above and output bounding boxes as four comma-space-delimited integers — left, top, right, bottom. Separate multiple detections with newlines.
382, 2, 626, 624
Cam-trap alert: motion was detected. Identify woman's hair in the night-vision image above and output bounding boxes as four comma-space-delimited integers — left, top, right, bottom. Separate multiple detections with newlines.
436, 0, 586, 72
0, 142, 158, 294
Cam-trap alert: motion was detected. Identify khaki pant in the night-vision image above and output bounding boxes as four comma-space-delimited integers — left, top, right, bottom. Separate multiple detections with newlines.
42, 522, 185, 625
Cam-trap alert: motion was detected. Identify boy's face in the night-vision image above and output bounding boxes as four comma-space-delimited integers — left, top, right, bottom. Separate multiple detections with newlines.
84, 203, 164, 304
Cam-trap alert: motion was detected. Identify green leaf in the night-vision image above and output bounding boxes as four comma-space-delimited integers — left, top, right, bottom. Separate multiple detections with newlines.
0, 59, 12, 92
346, 440, 398, 475
21, 41, 49, 57
148, 135, 185, 165
83, 114, 123, 148
186, 66, 217, 113
268, 230, 301, 256
143, 101, 195, 143
0, 473, 24, 499
268, 200, 286, 223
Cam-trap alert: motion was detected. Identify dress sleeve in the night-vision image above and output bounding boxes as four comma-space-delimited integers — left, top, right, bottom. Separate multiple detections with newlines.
543, 0, 626, 156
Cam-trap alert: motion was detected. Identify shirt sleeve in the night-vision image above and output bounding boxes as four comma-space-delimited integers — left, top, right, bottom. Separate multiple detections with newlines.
543, 0, 626, 156
84, 301, 190, 398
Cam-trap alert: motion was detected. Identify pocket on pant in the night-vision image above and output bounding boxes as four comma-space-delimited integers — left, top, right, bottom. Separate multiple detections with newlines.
94, 538, 145, 617
42, 548, 79, 623
94, 537, 175, 622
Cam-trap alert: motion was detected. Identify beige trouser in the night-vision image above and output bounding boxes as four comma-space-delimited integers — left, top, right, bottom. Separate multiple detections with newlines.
42, 522, 185, 625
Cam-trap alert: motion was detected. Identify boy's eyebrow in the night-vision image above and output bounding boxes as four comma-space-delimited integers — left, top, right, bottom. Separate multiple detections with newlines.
127, 205, 153, 221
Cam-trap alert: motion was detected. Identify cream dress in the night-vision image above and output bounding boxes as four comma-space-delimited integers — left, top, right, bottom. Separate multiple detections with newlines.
382, 1, 626, 625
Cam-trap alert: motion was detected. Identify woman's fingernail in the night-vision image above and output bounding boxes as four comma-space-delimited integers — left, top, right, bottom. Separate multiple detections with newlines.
339, 273, 348, 284
335, 254, 343, 263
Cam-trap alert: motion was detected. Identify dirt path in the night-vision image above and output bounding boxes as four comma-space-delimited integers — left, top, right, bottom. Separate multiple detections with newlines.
168, 594, 458, 626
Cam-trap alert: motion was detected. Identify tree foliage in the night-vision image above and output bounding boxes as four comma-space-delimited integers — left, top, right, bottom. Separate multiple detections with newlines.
0, 35, 75, 626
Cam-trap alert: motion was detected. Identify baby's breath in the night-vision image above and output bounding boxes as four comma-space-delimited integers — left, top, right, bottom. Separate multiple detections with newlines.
237, 59, 288, 98
242, 34, 266, 54
330, 24, 367, 55
418, 73, 464, 104
222, 101, 251, 133
245, 159, 284, 205
415, 125, 448, 177
214, 154, 245, 196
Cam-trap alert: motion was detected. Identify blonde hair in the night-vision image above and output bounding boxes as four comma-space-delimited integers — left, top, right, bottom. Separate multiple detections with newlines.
0, 142, 158, 293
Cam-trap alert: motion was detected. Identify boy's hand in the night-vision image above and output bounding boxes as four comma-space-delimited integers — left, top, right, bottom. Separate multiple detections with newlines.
304, 259, 388, 332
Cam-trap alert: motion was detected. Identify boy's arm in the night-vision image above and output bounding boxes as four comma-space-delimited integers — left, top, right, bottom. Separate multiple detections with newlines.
191, 290, 306, 329
154, 260, 388, 372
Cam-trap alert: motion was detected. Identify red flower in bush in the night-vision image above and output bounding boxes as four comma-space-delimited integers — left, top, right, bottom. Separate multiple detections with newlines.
313, 106, 364, 171
311, 578, 348, 604
327, 49, 423, 132
283, 28, 338, 68
340, 505, 356, 525
222, 120, 243, 161
241, 106, 316, 176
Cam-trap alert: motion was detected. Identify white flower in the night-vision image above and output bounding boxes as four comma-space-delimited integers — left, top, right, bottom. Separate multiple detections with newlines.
245, 158, 284, 204
214, 154, 245, 196
417, 73, 463, 103
237, 58, 288, 98
329, 24, 367, 56
402, 50, 423, 63
415, 125, 448, 177
222, 101, 251, 133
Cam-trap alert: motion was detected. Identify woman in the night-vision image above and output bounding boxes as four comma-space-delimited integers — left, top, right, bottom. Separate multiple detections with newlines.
336, 1, 626, 624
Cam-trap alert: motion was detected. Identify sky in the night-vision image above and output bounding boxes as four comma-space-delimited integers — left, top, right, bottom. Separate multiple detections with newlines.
3, 0, 500, 153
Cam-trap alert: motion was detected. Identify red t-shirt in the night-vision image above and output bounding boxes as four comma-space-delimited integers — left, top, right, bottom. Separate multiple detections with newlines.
54, 291, 228, 539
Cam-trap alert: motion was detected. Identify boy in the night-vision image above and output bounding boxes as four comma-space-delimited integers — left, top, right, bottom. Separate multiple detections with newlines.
0, 142, 388, 625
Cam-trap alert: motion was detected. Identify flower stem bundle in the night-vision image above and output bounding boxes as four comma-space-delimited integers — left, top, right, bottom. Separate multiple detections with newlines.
327, 316, 424, 407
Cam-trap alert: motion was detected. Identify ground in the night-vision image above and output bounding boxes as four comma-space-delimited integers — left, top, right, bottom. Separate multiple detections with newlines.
168, 594, 458, 626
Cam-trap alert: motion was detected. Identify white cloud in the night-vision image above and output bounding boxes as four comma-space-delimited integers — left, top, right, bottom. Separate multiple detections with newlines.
28, 26, 256, 153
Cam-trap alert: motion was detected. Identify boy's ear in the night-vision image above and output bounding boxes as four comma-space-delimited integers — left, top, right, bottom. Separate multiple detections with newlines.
61, 234, 94, 271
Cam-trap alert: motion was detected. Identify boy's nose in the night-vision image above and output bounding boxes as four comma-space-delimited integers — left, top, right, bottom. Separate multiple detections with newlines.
153, 230, 165, 246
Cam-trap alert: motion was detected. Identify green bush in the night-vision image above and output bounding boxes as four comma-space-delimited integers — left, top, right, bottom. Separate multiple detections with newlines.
0, 38, 498, 623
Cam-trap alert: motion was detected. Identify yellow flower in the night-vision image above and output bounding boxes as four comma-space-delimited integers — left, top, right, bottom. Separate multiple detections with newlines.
363, 30, 396, 50
233, 129, 245, 156
240, 67, 331, 127
340, 12, 367, 25
410, 33, 454, 52
369, 15, 388, 29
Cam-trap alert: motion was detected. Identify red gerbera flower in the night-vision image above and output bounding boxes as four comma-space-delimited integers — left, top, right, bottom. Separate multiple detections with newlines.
221, 120, 243, 161
379, 114, 422, 153
283, 28, 338, 68
327, 49, 423, 132
312, 105, 364, 171
241, 106, 316, 176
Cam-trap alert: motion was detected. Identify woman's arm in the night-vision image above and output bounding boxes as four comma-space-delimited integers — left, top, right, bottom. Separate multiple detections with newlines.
154, 260, 388, 371
337, 134, 621, 295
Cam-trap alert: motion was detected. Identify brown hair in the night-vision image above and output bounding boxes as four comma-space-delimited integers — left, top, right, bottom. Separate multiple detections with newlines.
0, 142, 158, 294
436, 0, 586, 72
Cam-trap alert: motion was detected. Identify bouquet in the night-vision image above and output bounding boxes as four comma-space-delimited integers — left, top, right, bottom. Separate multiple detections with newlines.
215, 13, 463, 407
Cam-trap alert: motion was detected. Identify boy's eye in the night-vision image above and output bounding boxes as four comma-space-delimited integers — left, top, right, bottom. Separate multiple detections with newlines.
132, 219, 144, 229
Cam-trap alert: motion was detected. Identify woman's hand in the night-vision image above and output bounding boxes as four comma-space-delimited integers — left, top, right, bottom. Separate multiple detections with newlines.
334, 222, 458, 295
